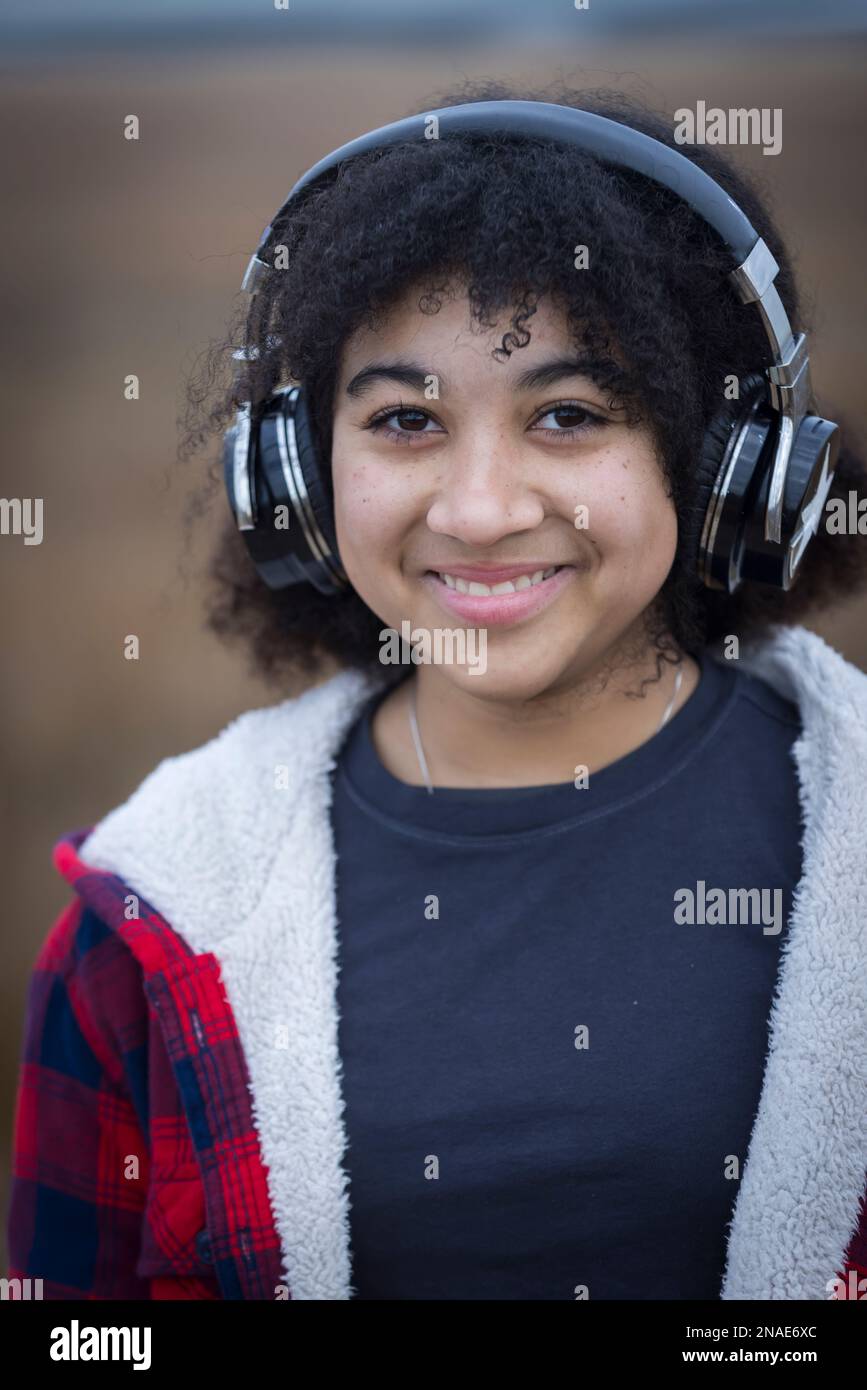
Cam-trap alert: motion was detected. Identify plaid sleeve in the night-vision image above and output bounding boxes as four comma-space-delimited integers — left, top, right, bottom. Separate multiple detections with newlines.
6, 896, 152, 1298
836, 1186, 867, 1299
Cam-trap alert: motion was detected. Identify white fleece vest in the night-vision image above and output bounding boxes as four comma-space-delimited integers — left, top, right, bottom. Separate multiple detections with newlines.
80, 624, 867, 1300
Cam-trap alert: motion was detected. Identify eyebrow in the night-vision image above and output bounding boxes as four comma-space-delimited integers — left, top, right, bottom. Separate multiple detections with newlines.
512, 355, 617, 393
345, 362, 444, 398
344, 354, 617, 399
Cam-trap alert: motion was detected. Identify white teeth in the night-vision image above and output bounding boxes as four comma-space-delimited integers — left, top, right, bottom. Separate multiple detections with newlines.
439, 566, 560, 595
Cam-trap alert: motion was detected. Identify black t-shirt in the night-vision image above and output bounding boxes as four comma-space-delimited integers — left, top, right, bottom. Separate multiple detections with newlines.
329, 651, 804, 1300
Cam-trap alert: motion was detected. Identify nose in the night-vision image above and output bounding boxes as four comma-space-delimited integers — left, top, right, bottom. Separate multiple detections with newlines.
424, 425, 547, 548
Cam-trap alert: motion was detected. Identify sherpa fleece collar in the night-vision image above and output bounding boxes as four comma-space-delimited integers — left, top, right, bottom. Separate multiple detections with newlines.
78, 625, 867, 1300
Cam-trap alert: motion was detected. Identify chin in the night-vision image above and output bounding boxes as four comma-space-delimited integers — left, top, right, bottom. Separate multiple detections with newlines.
436, 649, 579, 703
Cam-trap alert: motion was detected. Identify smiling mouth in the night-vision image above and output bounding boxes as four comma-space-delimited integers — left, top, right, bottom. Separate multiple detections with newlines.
425, 565, 569, 595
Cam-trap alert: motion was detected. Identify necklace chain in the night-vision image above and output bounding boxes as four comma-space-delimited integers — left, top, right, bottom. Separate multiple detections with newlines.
408, 663, 685, 795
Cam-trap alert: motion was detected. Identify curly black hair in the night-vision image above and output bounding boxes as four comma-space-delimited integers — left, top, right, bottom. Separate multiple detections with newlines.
180, 77, 867, 692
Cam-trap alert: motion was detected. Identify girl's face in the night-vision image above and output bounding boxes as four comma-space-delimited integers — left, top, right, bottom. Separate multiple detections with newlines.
330, 285, 679, 702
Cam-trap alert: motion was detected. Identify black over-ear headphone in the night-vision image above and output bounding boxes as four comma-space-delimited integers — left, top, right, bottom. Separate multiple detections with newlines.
223, 100, 839, 596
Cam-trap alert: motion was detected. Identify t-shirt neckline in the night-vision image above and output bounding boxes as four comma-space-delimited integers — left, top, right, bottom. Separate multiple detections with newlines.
333, 651, 739, 842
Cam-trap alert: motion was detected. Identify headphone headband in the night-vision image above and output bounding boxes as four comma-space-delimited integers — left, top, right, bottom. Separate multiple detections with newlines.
243, 100, 760, 282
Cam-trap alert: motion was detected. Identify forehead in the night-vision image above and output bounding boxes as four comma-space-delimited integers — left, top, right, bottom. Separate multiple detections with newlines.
335, 282, 575, 389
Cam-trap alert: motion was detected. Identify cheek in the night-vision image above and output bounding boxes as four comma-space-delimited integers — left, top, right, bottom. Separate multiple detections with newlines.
330, 441, 420, 580
583, 450, 678, 547
331, 449, 392, 550
332, 464, 375, 545
574, 453, 678, 582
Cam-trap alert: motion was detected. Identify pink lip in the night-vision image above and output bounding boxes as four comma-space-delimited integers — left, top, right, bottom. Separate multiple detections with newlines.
421, 565, 577, 627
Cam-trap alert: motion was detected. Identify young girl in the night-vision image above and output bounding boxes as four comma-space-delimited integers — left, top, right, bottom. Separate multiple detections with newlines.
8, 82, 867, 1302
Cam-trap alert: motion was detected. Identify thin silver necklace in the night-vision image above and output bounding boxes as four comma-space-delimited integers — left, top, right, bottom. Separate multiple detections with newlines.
407, 662, 685, 795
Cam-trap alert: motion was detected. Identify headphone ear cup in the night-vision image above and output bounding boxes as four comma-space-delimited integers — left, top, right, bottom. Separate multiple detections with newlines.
681, 371, 769, 588
224, 386, 347, 594
291, 388, 341, 566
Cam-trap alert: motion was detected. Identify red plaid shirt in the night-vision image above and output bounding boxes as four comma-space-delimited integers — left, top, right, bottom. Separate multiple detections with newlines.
7, 827, 867, 1300
7, 828, 286, 1300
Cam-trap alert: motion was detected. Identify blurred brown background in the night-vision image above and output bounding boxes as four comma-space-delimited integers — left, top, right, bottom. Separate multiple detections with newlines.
2, 1, 866, 1267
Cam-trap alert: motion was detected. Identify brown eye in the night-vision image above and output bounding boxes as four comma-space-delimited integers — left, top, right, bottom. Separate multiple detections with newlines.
530, 401, 608, 438
390, 410, 429, 432
551, 406, 590, 429
537, 406, 591, 430
366, 405, 444, 444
